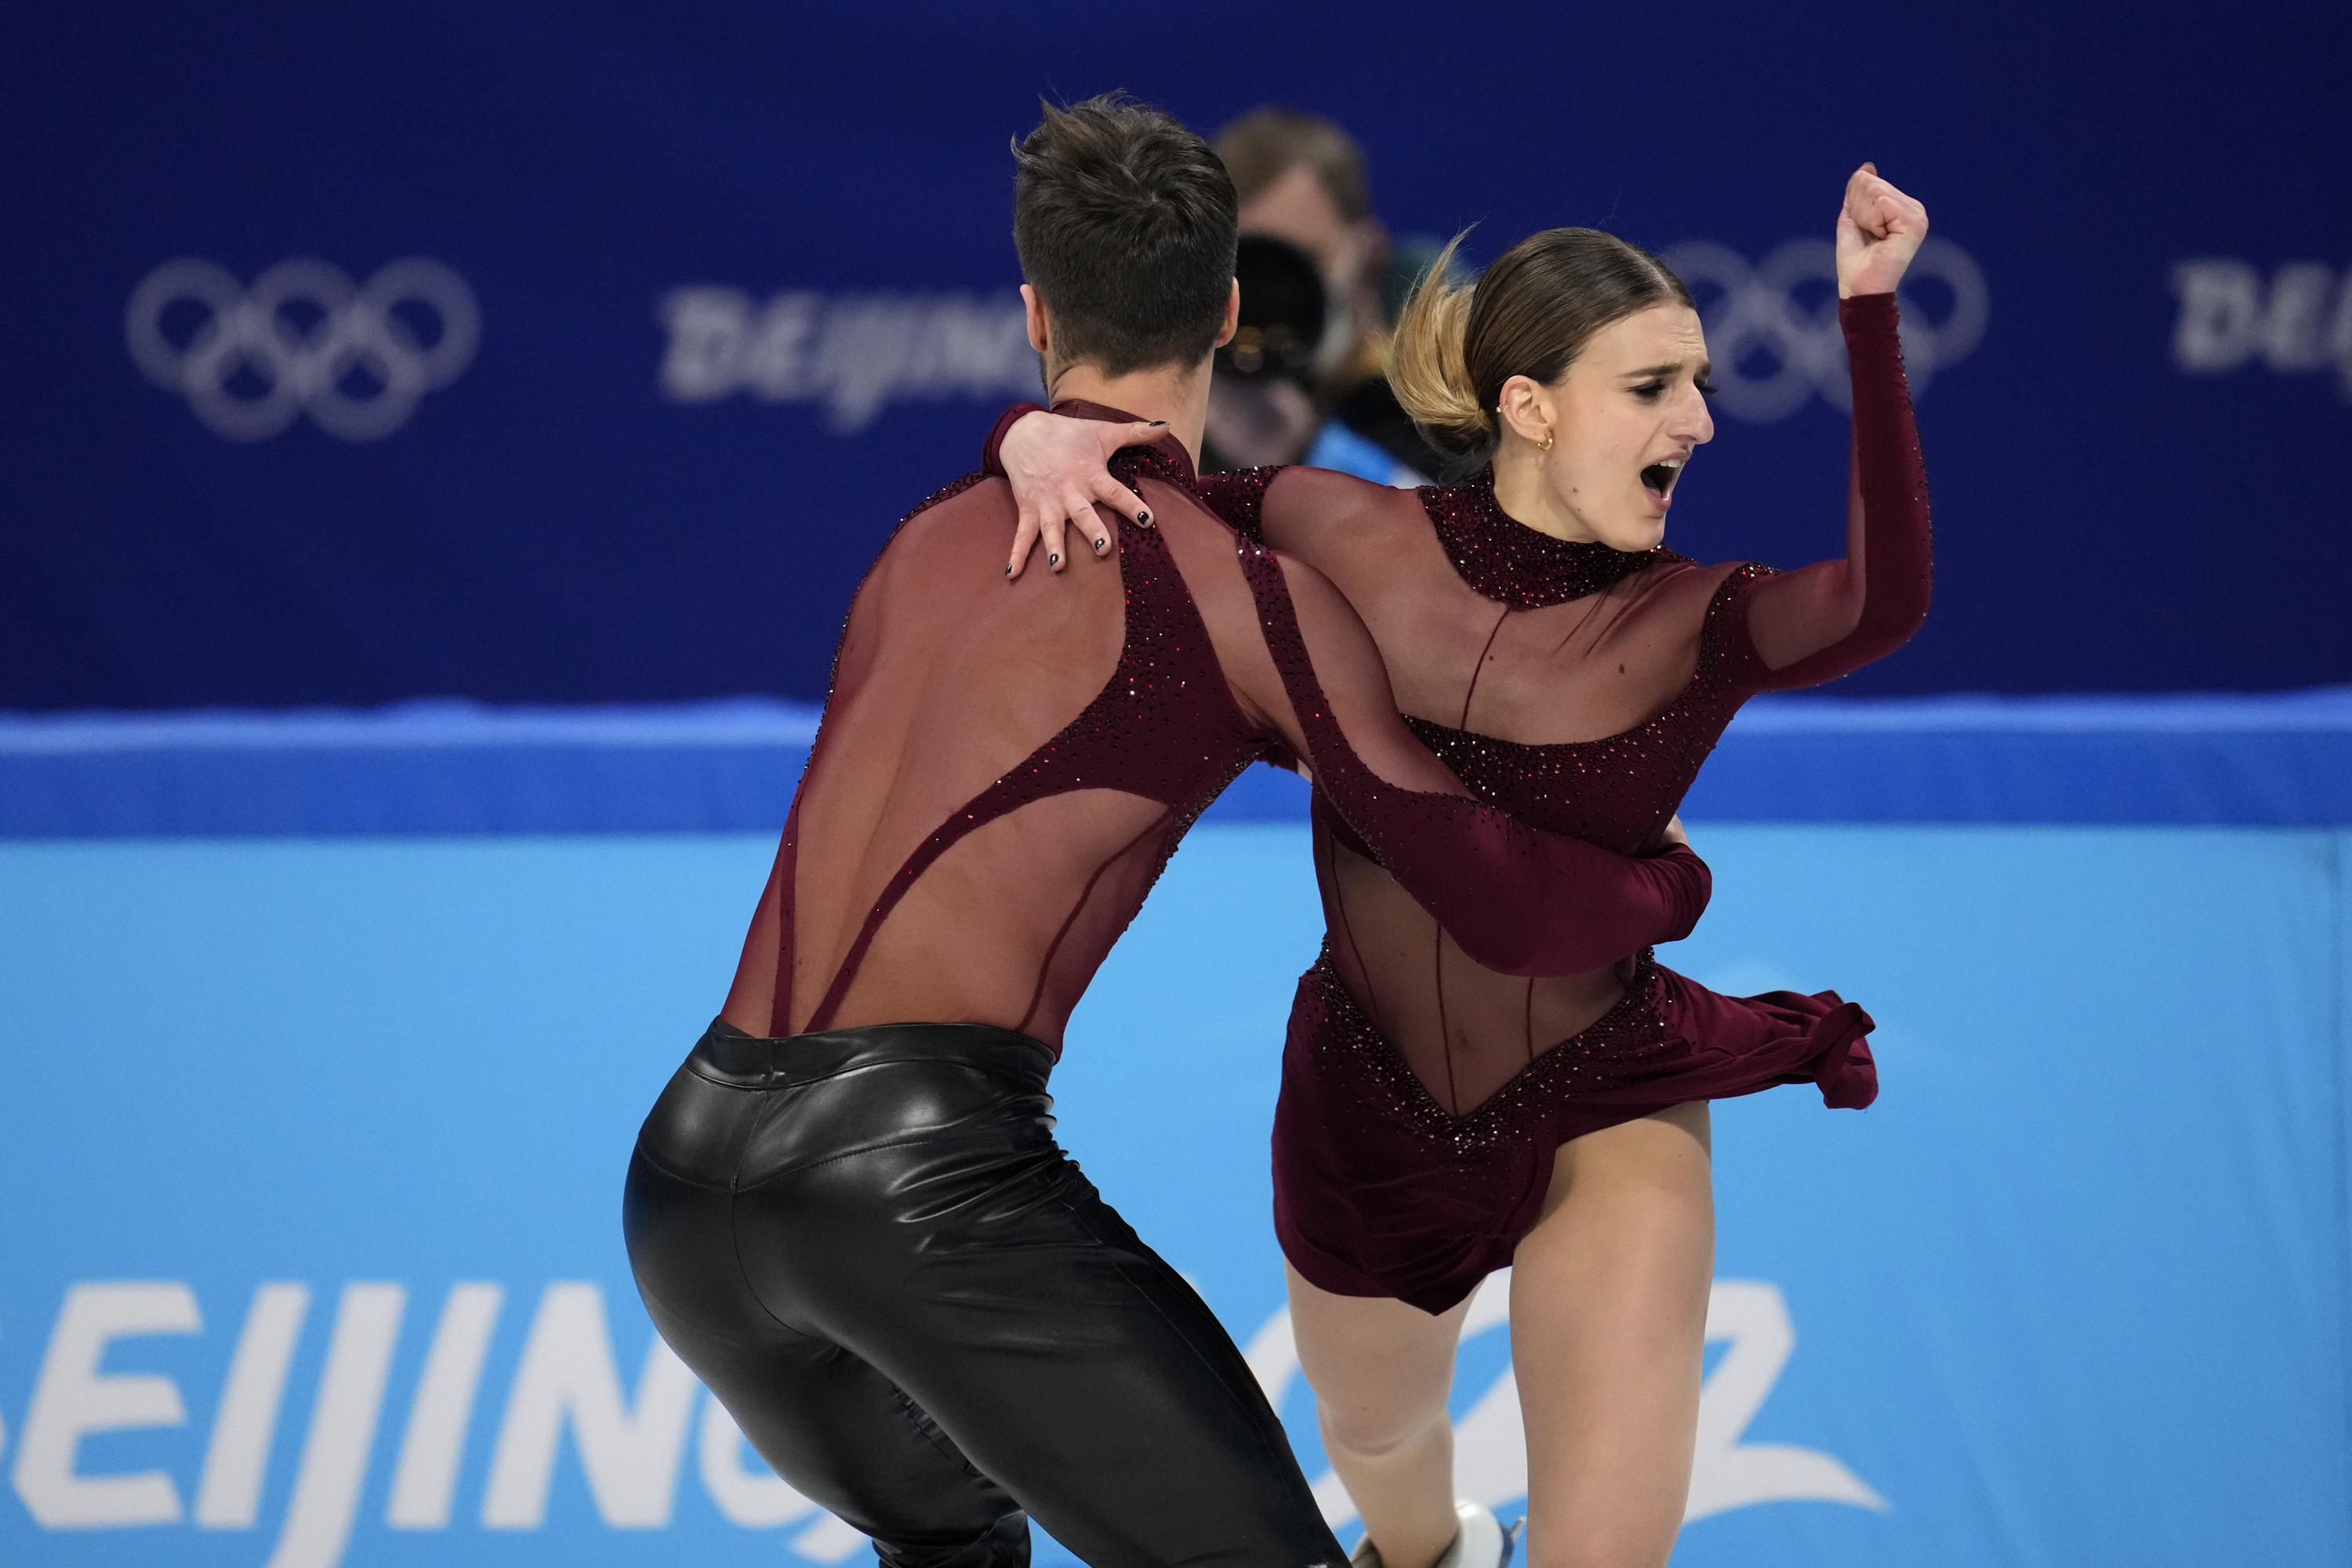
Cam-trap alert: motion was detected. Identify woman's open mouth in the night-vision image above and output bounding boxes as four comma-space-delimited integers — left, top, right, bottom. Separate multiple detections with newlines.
1640, 457, 1686, 503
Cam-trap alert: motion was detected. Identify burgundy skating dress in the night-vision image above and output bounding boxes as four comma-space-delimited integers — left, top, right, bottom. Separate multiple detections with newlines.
987, 296, 1930, 1313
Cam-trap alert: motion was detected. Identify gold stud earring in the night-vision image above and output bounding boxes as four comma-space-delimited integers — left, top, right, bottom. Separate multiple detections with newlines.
1538, 432, 1555, 453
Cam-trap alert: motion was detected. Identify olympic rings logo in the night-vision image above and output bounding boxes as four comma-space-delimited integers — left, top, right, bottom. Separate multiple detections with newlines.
1660, 238, 1989, 422
125, 257, 480, 441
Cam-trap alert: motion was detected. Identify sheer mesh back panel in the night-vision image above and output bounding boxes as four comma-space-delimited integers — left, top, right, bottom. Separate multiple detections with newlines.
724, 474, 1258, 1053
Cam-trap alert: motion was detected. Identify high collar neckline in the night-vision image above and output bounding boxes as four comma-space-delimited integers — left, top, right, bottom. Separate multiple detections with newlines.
1425, 468, 1672, 609
1047, 397, 1197, 485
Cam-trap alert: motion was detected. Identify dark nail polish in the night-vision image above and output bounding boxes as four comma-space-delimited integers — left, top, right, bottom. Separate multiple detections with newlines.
1149, 420, 1167, 426
1094, 537, 1107, 551
1136, 510, 1151, 524
1048, 553, 1060, 567
1004, 564, 1012, 576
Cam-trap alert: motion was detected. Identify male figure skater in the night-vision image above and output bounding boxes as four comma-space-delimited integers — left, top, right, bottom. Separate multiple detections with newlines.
622, 94, 1710, 1567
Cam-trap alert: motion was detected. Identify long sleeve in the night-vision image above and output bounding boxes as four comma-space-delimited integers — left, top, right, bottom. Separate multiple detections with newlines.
1735, 292, 1933, 688
1235, 544, 1710, 976
1187, 469, 1287, 544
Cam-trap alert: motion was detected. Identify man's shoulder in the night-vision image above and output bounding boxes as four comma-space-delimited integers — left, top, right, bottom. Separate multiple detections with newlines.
853, 473, 1013, 597
877, 470, 1007, 546
902, 470, 1006, 524
1105, 459, 1236, 538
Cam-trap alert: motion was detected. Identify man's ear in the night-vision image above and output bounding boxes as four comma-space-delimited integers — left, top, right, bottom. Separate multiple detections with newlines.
1214, 278, 1240, 348
1021, 283, 1050, 354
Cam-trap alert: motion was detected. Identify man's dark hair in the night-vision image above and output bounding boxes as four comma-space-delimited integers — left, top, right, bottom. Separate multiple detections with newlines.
1012, 93, 1238, 377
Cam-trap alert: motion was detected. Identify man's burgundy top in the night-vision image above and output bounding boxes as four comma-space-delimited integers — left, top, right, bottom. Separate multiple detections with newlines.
721, 418, 1711, 1056
981, 294, 1930, 1105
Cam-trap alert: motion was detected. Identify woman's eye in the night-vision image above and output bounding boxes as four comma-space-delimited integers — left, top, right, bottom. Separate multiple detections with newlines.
1695, 377, 1718, 397
1631, 383, 1664, 400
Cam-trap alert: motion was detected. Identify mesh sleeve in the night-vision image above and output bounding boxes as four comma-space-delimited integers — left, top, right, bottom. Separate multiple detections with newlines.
1733, 292, 1933, 689
1189, 468, 1287, 543
1236, 548, 1711, 975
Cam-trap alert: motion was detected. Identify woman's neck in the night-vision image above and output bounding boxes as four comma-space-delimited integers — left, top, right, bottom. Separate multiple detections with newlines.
1490, 440, 1601, 543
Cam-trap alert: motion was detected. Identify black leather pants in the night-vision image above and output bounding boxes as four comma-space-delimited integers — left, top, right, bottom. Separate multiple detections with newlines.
622, 1019, 1347, 1568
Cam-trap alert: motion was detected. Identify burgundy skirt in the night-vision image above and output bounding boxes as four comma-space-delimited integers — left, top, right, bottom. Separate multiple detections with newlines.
1271, 948, 1877, 1315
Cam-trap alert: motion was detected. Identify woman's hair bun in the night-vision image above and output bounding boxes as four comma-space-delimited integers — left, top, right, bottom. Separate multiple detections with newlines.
1386, 231, 1490, 456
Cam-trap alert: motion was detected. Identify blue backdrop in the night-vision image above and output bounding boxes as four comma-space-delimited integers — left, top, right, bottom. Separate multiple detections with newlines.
3, 0, 2347, 709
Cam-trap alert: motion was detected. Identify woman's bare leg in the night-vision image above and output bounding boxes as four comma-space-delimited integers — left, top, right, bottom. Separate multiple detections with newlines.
1510, 1102, 1715, 1568
1286, 1261, 1476, 1567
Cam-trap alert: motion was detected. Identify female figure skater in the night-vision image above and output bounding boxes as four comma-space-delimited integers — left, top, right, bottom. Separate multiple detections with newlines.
986, 165, 1932, 1568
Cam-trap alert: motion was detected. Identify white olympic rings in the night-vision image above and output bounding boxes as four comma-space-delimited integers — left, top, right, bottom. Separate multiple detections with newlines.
1660, 238, 1989, 422
125, 256, 480, 441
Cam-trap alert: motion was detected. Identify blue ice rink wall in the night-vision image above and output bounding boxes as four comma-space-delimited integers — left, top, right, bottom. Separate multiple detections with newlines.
3, 698, 2349, 1566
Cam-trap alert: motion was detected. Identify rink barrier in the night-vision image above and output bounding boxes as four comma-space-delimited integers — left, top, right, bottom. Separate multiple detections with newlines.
1, 690, 2347, 837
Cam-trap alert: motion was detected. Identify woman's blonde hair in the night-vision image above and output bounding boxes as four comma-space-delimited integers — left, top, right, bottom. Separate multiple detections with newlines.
1389, 226, 1696, 459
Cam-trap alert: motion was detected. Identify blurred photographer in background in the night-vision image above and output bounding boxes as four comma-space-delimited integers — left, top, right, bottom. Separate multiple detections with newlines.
1209, 107, 1447, 483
